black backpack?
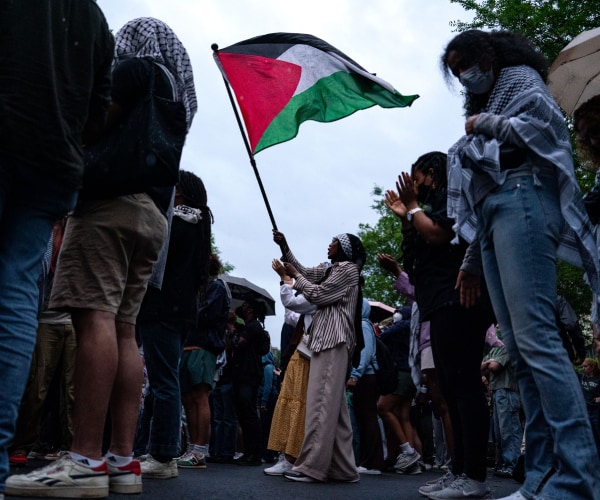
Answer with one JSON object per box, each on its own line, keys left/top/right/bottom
{"left": 374, "top": 337, "right": 398, "bottom": 395}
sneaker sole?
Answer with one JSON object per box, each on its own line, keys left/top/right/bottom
{"left": 110, "top": 482, "right": 143, "bottom": 494}
{"left": 5, "top": 484, "right": 109, "bottom": 498}
{"left": 177, "top": 464, "right": 207, "bottom": 469}
{"left": 141, "top": 471, "right": 178, "bottom": 479}
{"left": 264, "top": 469, "right": 289, "bottom": 476}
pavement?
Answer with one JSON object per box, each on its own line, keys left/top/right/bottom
{"left": 8, "top": 460, "right": 522, "bottom": 499}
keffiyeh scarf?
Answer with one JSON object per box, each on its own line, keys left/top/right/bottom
{"left": 114, "top": 17, "right": 198, "bottom": 129}
{"left": 447, "top": 65, "right": 600, "bottom": 294}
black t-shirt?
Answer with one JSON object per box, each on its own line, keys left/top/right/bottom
{"left": 0, "top": 0, "right": 113, "bottom": 186}
{"left": 111, "top": 57, "right": 177, "bottom": 214}
{"left": 403, "top": 188, "right": 469, "bottom": 320}
{"left": 231, "top": 319, "right": 264, "bottom": 384}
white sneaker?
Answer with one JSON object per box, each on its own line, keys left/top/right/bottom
{"left": 106, "top": 458, "right": 143, "bottom": 494}
{"left": 176, "top": 450, "right": 207, "bottom": 469}
{"left": 394, "top": 451, "right": 421, "bottom": 472}
{"left": 427, "top": 473, "right": 490, "bottom": 499}
{"left": 5, "top": 454, "right": 109, "bottom": 498}
{"left": 140, "top": 455, "right": 178, "bottom": 479}
{"left": 496, "top": 492, "right": 528, "bottom": 500}
{"left": 357, "top": 466, "right": 382, "bottom": 475}
{"left": 264, "top": 454, "right": 293, "bottom": 476}
{"left": 418, "top": 471, "right": 456, "bottom": 495}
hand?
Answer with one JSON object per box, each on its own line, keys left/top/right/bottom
{"left": 346, "top": 378, "right": 357, "bottom": 391}
{"left": 377, "top": 253, "right": 402, "bottom": 277}
{"left": 284, "top": 262, "right": 298, "bottom": 278}
{"left": 455, "top": 270, "right": 481, "bottom": 309}
{"left": 465, "top": 115, "right": 479, "bottom": 135}
{"left": 396, "top": 172, "right": 418, "bottom": 209}
{"left": 273, "top": 230, "right": 288, "bottom": 250}
{"left": 385, "top": 189, "right": 407, "bottom": 219}
{"left": 272, "top": 258, "right": 287, "bottom": 278}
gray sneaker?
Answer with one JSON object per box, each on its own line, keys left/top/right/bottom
{"left": 394, "top": 451, "right": 421, "bottom": 472}
{"left": 140, "top": 455, "right": 178, "bottom": 479}
{"left": 418, "top": 471, "right": 456, "bottom": 496}
{"left": 427, "top": 473, "right": 490, "bottom": 499}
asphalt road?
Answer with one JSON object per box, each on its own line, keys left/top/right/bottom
{"left": 8, "top": 460, "right": 521, "bottom": 499}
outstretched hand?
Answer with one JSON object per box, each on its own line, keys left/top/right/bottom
{"left": 396, "top": 172, "right": 418, "bottom": 208}
{"left": 377, "top": 253, "right": 402, "bottom": 278}
{"left": 455, "top": 270, "right": 481, "bottom": 309}
{"left": 272, "top": 259, "right": 287, "bottom": 278}
{"left": 385, "top": 189, "right": 407, "bottom": 219}
{"left": 284, "top": 262, "right": 298, "bottom": 278}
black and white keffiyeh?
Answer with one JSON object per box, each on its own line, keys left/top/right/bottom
{"left": 447, "top": 65, "right": 600, "bottom": 294}
{"left": 114, "top": 17, "right": 198, "bottom": 129}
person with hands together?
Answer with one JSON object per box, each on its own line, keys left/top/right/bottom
{"left": 386, "top": 151, "right": 495, "bottom": 499}
{"left": 272, "top": 229, "right": 365, "bottom": 484}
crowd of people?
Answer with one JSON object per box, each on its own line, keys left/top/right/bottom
{"left": 1, "top": 2, "right": 600, "bottom": 500}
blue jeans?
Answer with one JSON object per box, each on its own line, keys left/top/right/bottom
{"left": 138, "top": 321, "right": 187, "bottom": 458}
{"left": 209, "top": 382, "right": 238, "bottom": 458}
{"left": 0, "top": 158, "right": 77, "bottom": 490}
{"left": 476, "top": 168, "right": 600, "bottom": 499}
{"left": 492, "top": 389, "right": 523, "bottom": 471}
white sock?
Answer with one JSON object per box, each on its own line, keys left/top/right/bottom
{"left": 105, "top": 450, "right": 132, "bottom": 467}
{"left": 70, "top": 452, "right": 104, "bottom": 468}
{"left": 400, "top": 443, "right": 415, "bottom": 455}
{"left": 191, "top": 444, "right": 206, "bottom": 456}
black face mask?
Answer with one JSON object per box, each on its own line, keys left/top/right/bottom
{"left": 417, "top": 183, "right": 432, "bottom": 203}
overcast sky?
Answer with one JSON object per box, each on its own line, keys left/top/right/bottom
{"left": 98, "top": 0, "right": 472, "bottom": 348}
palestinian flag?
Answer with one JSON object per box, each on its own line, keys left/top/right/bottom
{"left": 213, "top": 33, "right": 419, "bottom": 154}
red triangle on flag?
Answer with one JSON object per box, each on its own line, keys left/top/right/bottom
{"left": 217, "top": 52, "right": 302, "bottom": 152}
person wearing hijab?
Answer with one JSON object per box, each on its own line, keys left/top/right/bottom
{"left": 272, "top": 230, "right": 365, "bottom": 483}
{"left": 5, "top": 17, "right": 196, "bottom": 499}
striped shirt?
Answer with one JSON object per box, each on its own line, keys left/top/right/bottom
{"left": 284, "top": 249, "right": 360, "bottom": 353}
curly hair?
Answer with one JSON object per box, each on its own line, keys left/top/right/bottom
{"left": 441, "top": 30, "right": 548, "bottom": 116}
{"left": 574, "top": 95, "right": 600, "bottom": 167}
{"left": 411, "top": 151, "right": 448, "bottom": 191}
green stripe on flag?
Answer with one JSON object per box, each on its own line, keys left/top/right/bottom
{"left": 255, "top": 71, "right": 418, "bottom": 153}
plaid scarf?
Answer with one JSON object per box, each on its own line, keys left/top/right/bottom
{"left": 447, "top": 65, "right": 600, "bottom": 295}
{"left": 114, "top": 17, "right": 197, "bottom": 129}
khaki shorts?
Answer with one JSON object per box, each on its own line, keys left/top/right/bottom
{"left": 180, "top": 348, "right": 217, "bottom": 392}
{"left": 50, "top": 194, "right": 167, "bottom": 324}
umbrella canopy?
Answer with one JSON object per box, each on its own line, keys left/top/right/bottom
{"left": 219, "top": 274, "right": 276, "bottom": 316}
{"left": 548, "top": 27, "right": 600, "bottom": 116}
{"left": 368, "top": 301, "right": 395, "bottom": 324}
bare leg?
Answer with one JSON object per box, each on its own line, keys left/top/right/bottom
{"left": 70, "top": 310, "right": 118, "bottom": 460}
{"left": 108, "top": 321, "right": 143, "bottom": 457}
{"left": 182, "top": 384, "right": 211, "bottom": 445}
{"left": 378, "top": 394, "right": 407, "bottom": 453}
{"left": 424, "top": 369, "right": 454, "bottom": 462}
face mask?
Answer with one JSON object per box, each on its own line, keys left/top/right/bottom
{"left": 417, "top": 183, "right": 432, "bottom": 203}
{"left": 459, "top": 65, "right": 495, "bottom": 94}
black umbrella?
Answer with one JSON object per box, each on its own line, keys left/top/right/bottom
{"left": 219, "top": 274, "right": 276, "bottom": 316}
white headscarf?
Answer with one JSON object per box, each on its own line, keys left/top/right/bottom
{"left": 114, "top": 17, "right": 198, "bottom": 129}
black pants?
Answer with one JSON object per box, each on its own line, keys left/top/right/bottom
{"left": 233, "top": 380, "right": 261, "bottom": 457}
{"left": 429, "top": 304, "right": 493, "bottom": 482}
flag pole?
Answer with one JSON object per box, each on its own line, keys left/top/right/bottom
{"left": 212, "top": 43, "right": 279, "bottom": 232}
